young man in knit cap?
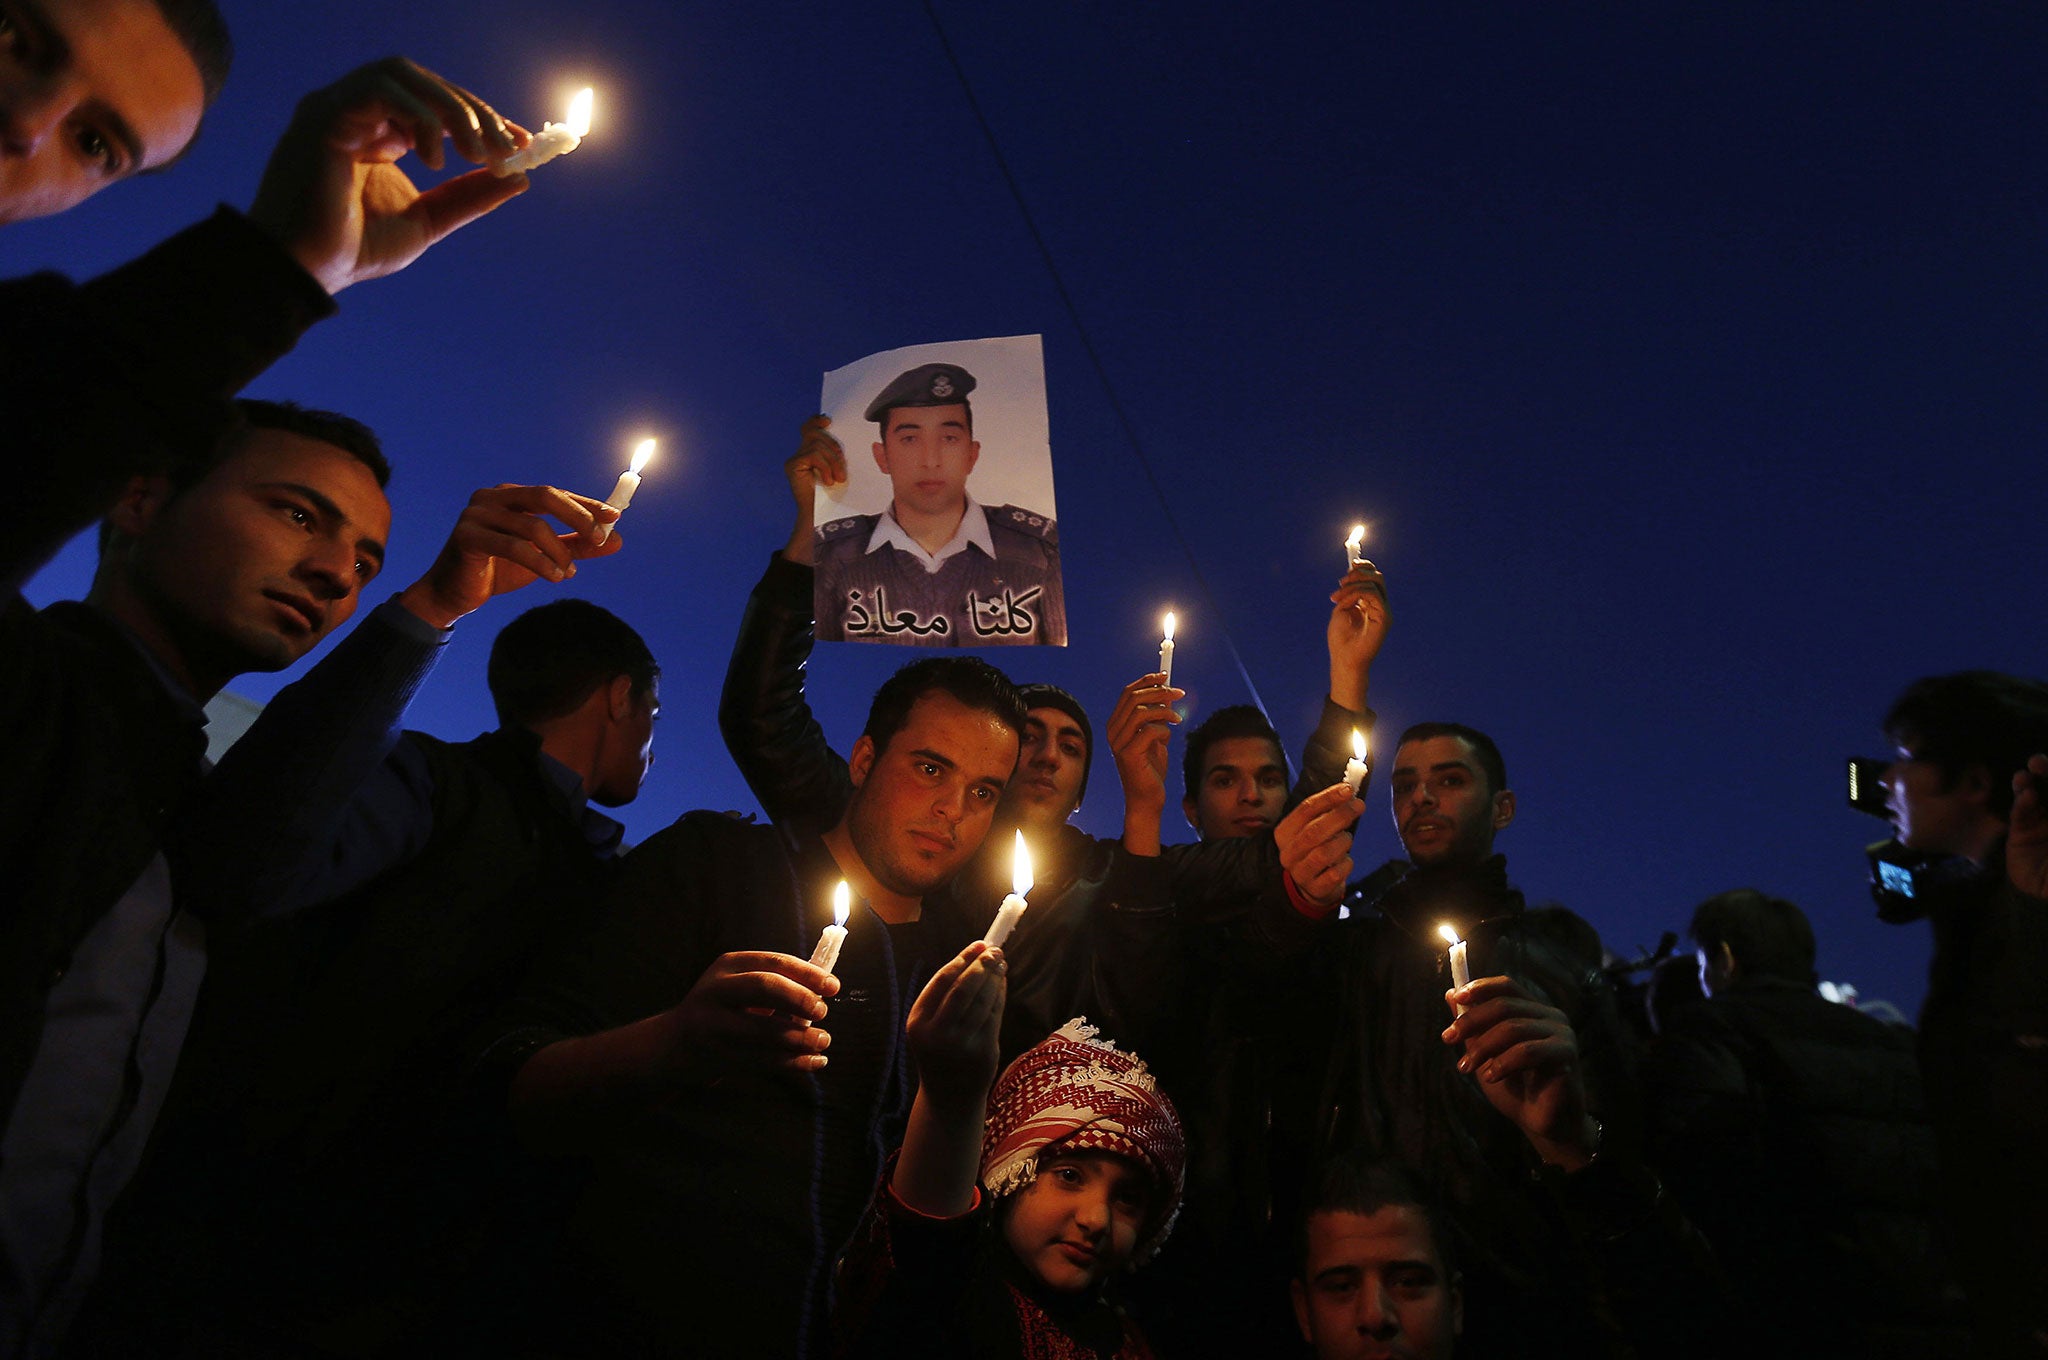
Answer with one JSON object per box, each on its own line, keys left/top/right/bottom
{"left": 834, "top": 930, "right": 1185, "bottom": 1359}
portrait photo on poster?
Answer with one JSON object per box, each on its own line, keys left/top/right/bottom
{"left": 813, "top": 334, "right": 1066, "bottom": 647}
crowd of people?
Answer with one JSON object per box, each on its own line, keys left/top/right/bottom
{"left": 6, "top": 6, "right": 2048, "bottom": 1358}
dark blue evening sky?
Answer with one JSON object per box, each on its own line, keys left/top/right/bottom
{"left": 19, "top": 1, "right": 2048, "bottom": 1013}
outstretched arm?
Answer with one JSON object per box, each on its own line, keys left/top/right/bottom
{"left": 1442, "top": 975, "right": 1599, "bottom": 1170}
{"left": 892, "top": 942, "right": 1008, "bottom": 1216}
{"left": 6, "top": 59, "right": 531, "bottom": 597}
{"left": 1108, "top": 672, "right": 1184, "bottom": 858}
{"left": 511, "top": 947, "right": 836, "bottom": 1149}
{"left": 780, "top": 415, "right": 846, "bottom": 566}
{"left": 1448, "top": 974, "right": 1736, "bottom": 1355}
{"left": 836, "top": 943, "right": 1006, "bottom": 1357}
{"left": 718, "top": 418, "right": 858, "bottom": 829}
{"left": 246, "top": 57, "right": 530, "bottom": 296}
{"left": 1291, "top": 561, "right": 1390, "bottom": 803}
{"left": 178, "top": 485, "right": 622, "bottom": 923}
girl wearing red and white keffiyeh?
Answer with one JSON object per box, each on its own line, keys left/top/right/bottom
{"left": 832, "top": 939, "right": 1185, "bottom": 1360}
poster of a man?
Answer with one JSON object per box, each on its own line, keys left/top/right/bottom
{"left": 814, "top": 335, "right": 1065, "bottom": 647}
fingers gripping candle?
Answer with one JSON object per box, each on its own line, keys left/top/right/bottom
{"left": 1343, "top": 728, "right": 1369, "bottom": 796}
{"left": 594, "top": 439, "right": 654, "bottom": 545}
{"left": 1158, "top": 612, "right": 1176, "bottom": 691}
{"left": 493, "top": 87, "right": 594, "bottom": 176}
{"left": 810, "top": 881, "right": 850, "bottom": 977}
{"left": 982, "top": 831, "right": 1033, "bottom": 948}
{"left": 1439, "top": 923, "right": 1471, "bottom": 1015}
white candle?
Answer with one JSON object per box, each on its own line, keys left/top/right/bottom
{"left": 1439, "top": 923, "right": 1471, "bottom": 1015}
{"left": 1343, "top": 728, "right": 1369, "bottom": 796}
{"left": 493, "top": 87, "right": 594, "bottom": 176}
{"left": 594, "top": 438, "right": 655, "bottom": 544}
{"left": 1345, "top": 523, "right": 1367, "bottom": 569}
{"left": 982, "top": 831, "right": 1034, "bottom": 948}
{"left": 809, "top": 881, "right": 850, "bottom": 977}
{"left": 1157, "top": 612, "right": 1176, "bottom": 691}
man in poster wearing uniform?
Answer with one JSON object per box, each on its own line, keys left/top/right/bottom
{"left": 815, "top": 362, "right": 1066, "bottom": 646}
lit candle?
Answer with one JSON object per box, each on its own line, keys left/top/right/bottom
{"left": 1345, "top": 523, "right": 1367, "bottom": 569}
{"left": 809, "top": 881, "right": 850, "bottom": 977}
{"left": 1439, "top": 923, "right": 1471, "bottom": 1015}
{"left": 594, "top": 438, "right": 654, "bottom": 545}
{"left": 1157, "top": 612, "right": 1177, "bottom": 691}
{"left": 1343, "top": 728, "right": 1369, "bottom": 796}
{"left": 981, "top": 831, "right": 1034, "bottom": 948}
{"left": 493, "top": 87, "right": 594, "bottom": 176}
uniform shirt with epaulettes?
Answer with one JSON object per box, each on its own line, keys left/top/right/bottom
{"left": 814, "top": 498, "right": 1065, "bottom": 646}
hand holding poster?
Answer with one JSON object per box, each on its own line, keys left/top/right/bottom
{"left": 813, "top": 335, "right": 1065, "bottom": 647}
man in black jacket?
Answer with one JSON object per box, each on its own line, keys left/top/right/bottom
{"left": 0, "top": 49, "right": 547, "bottom": 1357}
{"left": 0, "top": 402, "right": 395, "bottom": 1354}
{"left": 1648, "top": 889, "right": 1966, "bottom": 1358}
{"left": 497, "top": 657, "right": 1023, "bottom": 1359}
{"left": 75, "top": 564, "right": 647, "bottom": 1356}
{"left": 1870, "top": 671, "right": 2048, "bottom": 1357}
{"left": 1316, "top": 721, "right": 1727, "bottom": 1359}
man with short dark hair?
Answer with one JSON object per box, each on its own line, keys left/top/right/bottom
{"left": 80, "top": 572, "right": 652, "bottom": 1356}
{"left": 1305, "top": 720, "right": 1727, "bottom": 1358}
{"left": 495, "top": 657, "right": 1026, "bottom": 1358}
{"left": 1689, "top": 887, "right": 1817, "bottom": 993}
{"left": 1147, "top": 564, "right": 1387, "bottom": 1357}
{"left": 0, "top": 44, "right": 537, "bottom": 1355}
{"left": 1868, "top": 670, "right": 2048, "bottom": 1354}
{"left": 1646, "top": 889, "right": 1964, "bottom": 1358}
{"left": 1291, "top": 1158, "right": 1463, "bottom": 1360}
{"left": 1182, "top": 704, "right": 1290, "bottom": 841}
{"left": 0, "top": 401, "right": 396, "bottom": 1354}
{"left": 7, "top": 398, "right": 623, "bottom": 1355}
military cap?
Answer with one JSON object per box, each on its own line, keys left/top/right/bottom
{"left": 864, "top": 363, "right": 978, "bottom": 423}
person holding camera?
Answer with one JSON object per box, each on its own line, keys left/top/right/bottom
{"left": 1865, "top": 671, "right": 2048, "bottom": 1357}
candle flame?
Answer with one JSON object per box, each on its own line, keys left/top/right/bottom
{"left": 1012, "top": 829, "right": 1034, "bottom": 897}
{"left": 566, "top": 87, "right": 595, "bottom": 138}
{"left": 629, "top": 438, "right": 656, "bottom": 474}
{"left": 1162, "top": 611, "right": 1176, "bottom": 642}
{"left": 832, "top": 880, "right": 850, "bottom": 929}
{"left": 1346, "top": 524, "right": 1366, "bottom": 552}
{"left": 1352, "top": 728, "right": 1368, "bottom": 762}
{"left": 1437, "top": 923, "right": 1463, "bottom": 947}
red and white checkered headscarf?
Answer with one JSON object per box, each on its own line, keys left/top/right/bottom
{"left": 980, "top": 1019, "right": 1186, "bottom": 1263}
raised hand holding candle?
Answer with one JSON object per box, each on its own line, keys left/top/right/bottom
{"left": 1157, "top": 612, "right": 1176, "bottom": 690}
{"left": 494, "top": 87, "right": 594, "bottom": 176}
{"left": 1345, "top": 524, "right": 1367, "bottom": 569}
{"left": 982, "top": 831, "right": 1033, "bottom": 948}
{"left": 1343, "top": 728, "right": 1369, "bottom": 795}
{"left": 809, "top": 881, "right": 850, "bottom": 977}
{"left": 1439, "top": 923, "right": 1471, "bottom": 1014}
{"left": 594, "top": 439, "right": 654, "bottom": 545}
